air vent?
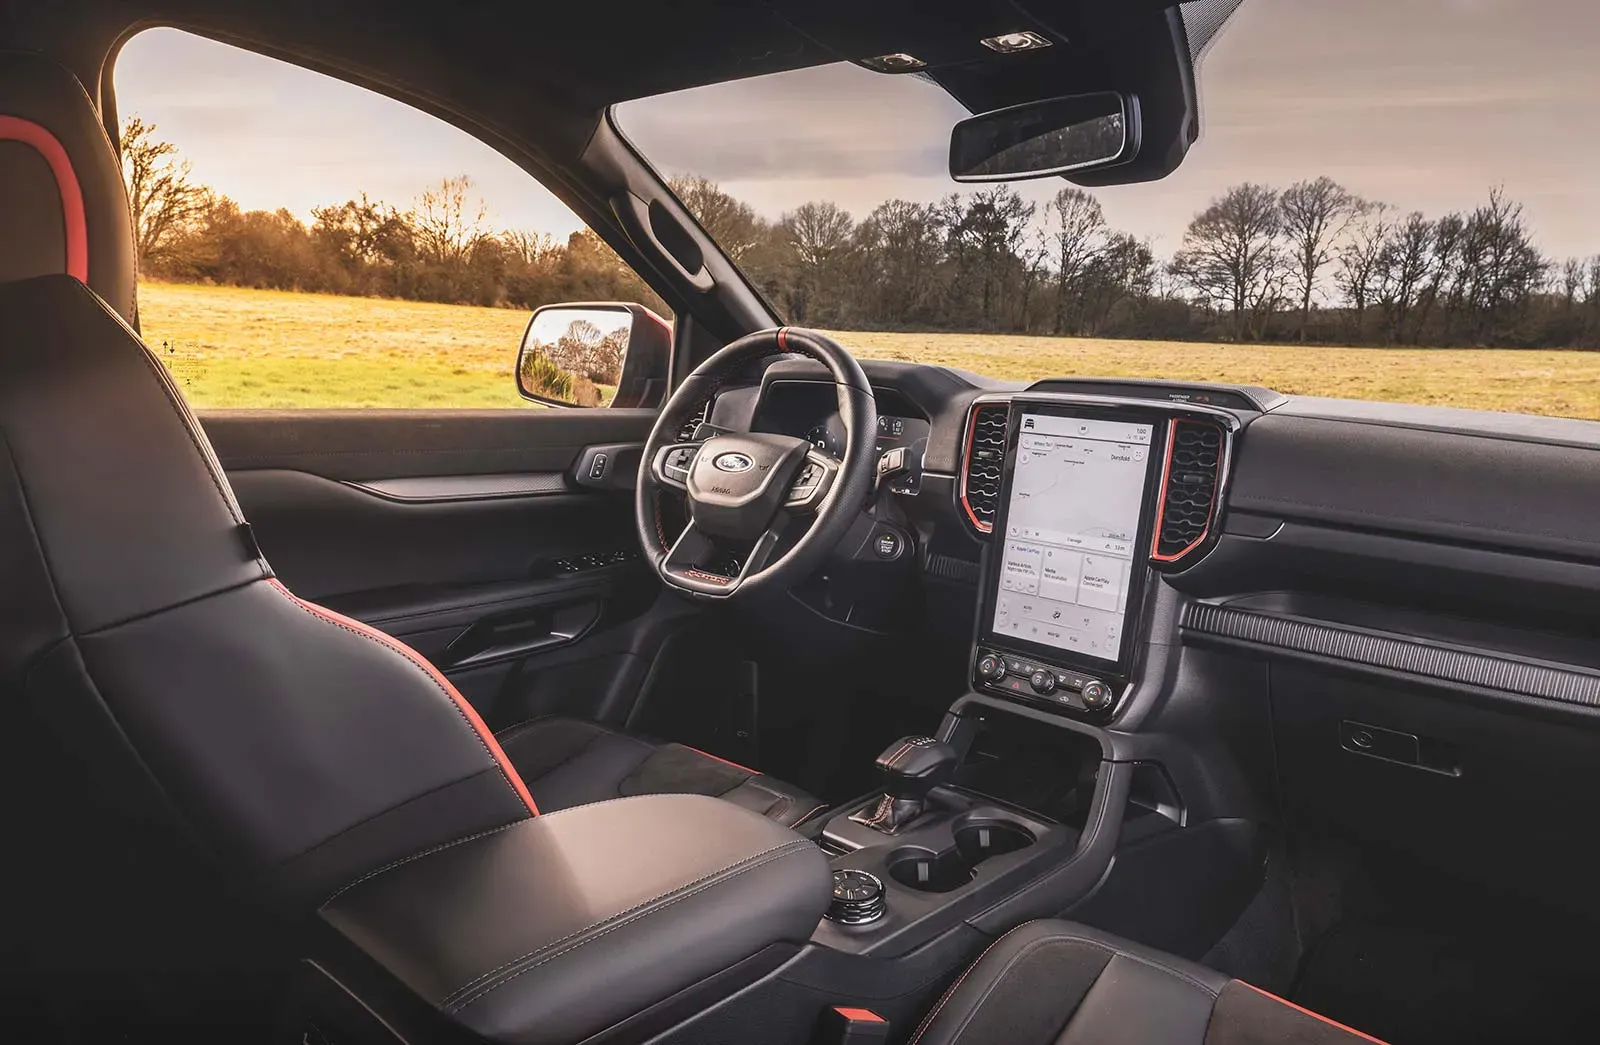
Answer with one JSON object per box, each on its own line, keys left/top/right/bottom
{"left": 1153, "top": 420, "right": 1224, "bottom": 562}
{"left": 960, "top": 402, "right": 1010, "bottom": 533}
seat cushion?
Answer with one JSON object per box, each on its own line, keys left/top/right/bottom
{"left": 496, "top": 716, "right": 826, "bottom": 829}
{"left": 910, "top": 920, "right": 1386, "bottom": 1045}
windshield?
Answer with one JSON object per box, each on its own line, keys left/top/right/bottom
{"left": 614, "top": 0, "right": 1600, "bottom": 421}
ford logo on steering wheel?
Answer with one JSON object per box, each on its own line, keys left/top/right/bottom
{"left": 712, "top": 452, "right": 755, "bottom": 473}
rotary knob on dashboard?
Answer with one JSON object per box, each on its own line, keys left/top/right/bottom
{"left": 1082, "top": 680, "right": 1115, "bottom": 711}
{"left": 975, "top": 651, "right": 1007, "bottom": 683}
{"left": 1028, "top": 669, "right": 1057, "bottom": 696}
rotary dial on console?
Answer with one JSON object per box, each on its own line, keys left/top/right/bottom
{"left": 827, "top": 869, "right": 886, "bottom": 925}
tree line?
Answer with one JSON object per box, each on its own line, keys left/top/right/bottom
{"left": 121, "top": 117, "right": 668, "bottom": 317}
{"left": 124, "top": 117, "right": 1600, "bottom": 349}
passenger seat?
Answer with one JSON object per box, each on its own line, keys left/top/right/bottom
{"left": 910, "top": 921, "right": 1383, "bottom": 1045}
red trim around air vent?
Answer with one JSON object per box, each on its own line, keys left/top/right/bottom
{"left": 0, "top": 116, "right": 89, "bottom": 283}
{"left": 958, "top": 404, "right": 992, "bottom": 533}
{"left": 1150, "top": 418, "right": 1222, "bottom": 563}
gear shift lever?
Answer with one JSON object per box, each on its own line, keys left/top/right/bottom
{"left": 851, "top": 735, "right": 958, "bottom": 833}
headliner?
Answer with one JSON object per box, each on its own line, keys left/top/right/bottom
{"left": 12, "top": 0, "right": 1187, "bottom": 157}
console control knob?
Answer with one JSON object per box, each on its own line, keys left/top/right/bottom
{"left": 976, "top": 652, "right": 1007, "bottom": 683}
{"left": 1029, "top": 669, "right": 1057, "bottom": 696}
{"left": 827, "top": 869, "right": 886, "bottom": 925}
{"left": 1082, "top": 680, "right": 1115, "bottom": 710}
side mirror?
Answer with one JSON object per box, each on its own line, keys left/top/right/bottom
{"left": 949, "top": 92, "right": 1141, "bottom": 182}
{"left": 516, "top": 302, "right": 672, "bottom": 408}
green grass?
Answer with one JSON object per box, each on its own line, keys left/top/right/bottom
{"left": 138, "top": 281, "right": 1600, "bottom": 419}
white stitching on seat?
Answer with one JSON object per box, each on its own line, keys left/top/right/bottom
{"left": 441, "top": 838, "right": 814, "bottom": 1012}
{"left": 932, "top": 936, "right": 1070, "bottom": 1045}
{"left": 907, "top": 924, "right": 1032, "bottom": 1045}
{"left": 319, "top": 820, "right": 524, "bottom": 908}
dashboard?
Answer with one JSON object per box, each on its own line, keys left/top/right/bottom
{"left": 714, "top": 349, "right": 1600, "bottom": 925}
{"left": 722, "top": 353, "right": 1600, "bottom": 734}
{"left": 751, "top": 379, "right": 931, "bottom": 495}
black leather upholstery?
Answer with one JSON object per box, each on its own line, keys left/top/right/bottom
{"left": 909, "top": 921, "right": 1385, "bottom": 1045}
{"left": 321, "top": 793, "right": 830, "bottom": 1045}
{"left": 498, "top": 715, "right": 826, "bottom": 828}
{"left": 0, "top": 274, "right": 538, "bottom": 910}
{"left": 0, "top": 53, "right": 137, "bottom": 323}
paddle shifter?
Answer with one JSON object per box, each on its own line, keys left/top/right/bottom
{"left": 850, "top": 735, "right": 958, "bottom": 834}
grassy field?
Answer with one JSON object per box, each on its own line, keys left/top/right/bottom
{"left": 138, "top": 281, "right": 1600, "bottom": 419}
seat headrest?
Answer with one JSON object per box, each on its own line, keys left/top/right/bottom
{"left": 0, "top": 52, "right": 137, "bottom": 324}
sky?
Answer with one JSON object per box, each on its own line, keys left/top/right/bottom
{"left": 116, "top": 0, "right": 1600, "bottom": 260}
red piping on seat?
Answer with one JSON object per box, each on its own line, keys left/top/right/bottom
{"left": 267, "top": 579, "right": 539, "bottom": 816}
{"left": 1238, "top": 982, "right": 1389, "bottom": 1044}
{"left": 686, "top": 744, "right": 757, "bottom": 776}
{"left": 0, "top": 115, "right": 89, "bottom": 282}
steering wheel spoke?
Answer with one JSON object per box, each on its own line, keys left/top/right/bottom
{"left": 659, "top": 519, "right": 789, "bottom": 597}
{"left": 784, "top": 449, "right": 840, "bottom": 512}
{"left": 651, "top": 441, "right": 704, "bottom": 491}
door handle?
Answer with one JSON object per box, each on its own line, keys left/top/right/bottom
{"left": 441, "top": 601, "right": 600, "bottom": 671}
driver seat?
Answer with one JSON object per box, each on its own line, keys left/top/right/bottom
{"left": 0, "top": 50, "right": 818, "bottom": 1034}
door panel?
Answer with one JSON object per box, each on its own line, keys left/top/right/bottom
{"left": 201, "top": 409, "right": 671, "bottom": 731}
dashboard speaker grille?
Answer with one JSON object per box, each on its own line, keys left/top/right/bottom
{"left": 1154, "top": 420, "right": 1224, "bottom": 561}
{"left": 961, "top": 403, "right": 1010, "bottom": 532}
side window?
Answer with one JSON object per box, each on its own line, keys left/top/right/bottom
{"left": 113, "top": 28, "right": 670, "bottom": 409}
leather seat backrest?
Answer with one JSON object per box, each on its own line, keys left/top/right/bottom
{"left": 0, "top": 274, "right": 537, "bottom": 906}
{"left": 0, "top": 52, "right": 137, "bottom": 324}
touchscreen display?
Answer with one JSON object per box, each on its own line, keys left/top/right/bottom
{"left": 990, "top": 413, "right": 1155, "bottom": 665}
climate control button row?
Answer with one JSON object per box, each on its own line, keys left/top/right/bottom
{"left": 972, "top": 648, "right": 1117, "bottom": 714}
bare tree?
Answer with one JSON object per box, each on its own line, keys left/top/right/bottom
{"left": 781, "top": 201, "right": 854, "bottom": 322}
{"left": 413, "top": 175, "right": 487, "bottom": 265}
{"left": 1334, "top": 202, "right": 1392, "bottom": 338}
{"left": 1374, "top": 212, "right": 1433, "bottom": 343}
{"left": 668, "top": 175, "right": 767, "bottom": 261}
{"left": 852, "top": 200, "right": 946, "bottom": 324}
{"left": 501, "top": 229, "right": 557, "bottom": 267}
{"left": 119, "top": 115, "right": 208, "bottom": 271}
{"left": 945, "top": 188, "right": 1036, "bottom": 329}
{"left": 1279, "top": 176, "right": 1358, "bottom": 340}
{"left": 1045, "top": 187, "right": 1108, "bottom": 335}
{"left": 1170, "top": 183, "right": 1285, "bottom": 340}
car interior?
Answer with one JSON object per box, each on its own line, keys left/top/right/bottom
{"left": 4, "top": 1, "right": 1600, "bottom": 1043}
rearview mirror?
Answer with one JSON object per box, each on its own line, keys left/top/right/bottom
{"left": 949, "top": 92, "right": 1140, "bottom": 182}
{"left": 516, "top": 303, "right": 671, "bottom": 408}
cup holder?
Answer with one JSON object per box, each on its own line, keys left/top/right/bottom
{"left": 887, "top": 847, "right": 975, "bottom": 893}
{"left": 954, "top": 820, "right": 1036, "bottom": 866}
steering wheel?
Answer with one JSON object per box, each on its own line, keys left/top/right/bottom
{"left": 635, "top": 327, "right": 877, "bottom": 600}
